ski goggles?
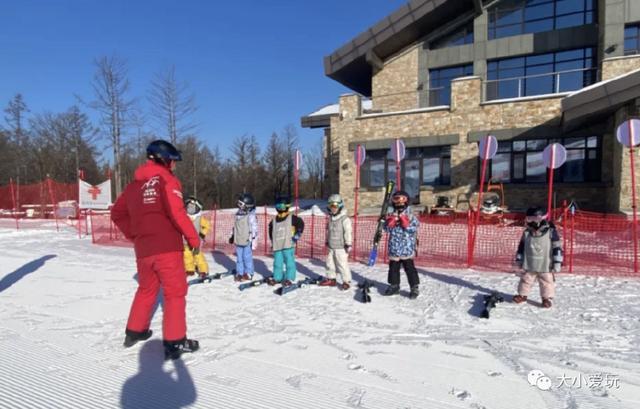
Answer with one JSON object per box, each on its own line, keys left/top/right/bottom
{"left": 275, "top": 202, "right": 289, "bottom": 212}
{"left": 391, "top": 195, "right": 408, "bottom": 205}
{"left": 237, "top": 200, "right": 247, "bottom": 209}
{"left": 327, "top": 201, "right": 341, "bottom": 209}
{"left": 525, "top": 214, "right": 546, "bottom": 224}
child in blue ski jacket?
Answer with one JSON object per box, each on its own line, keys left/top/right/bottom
{"left": 383, "top": 190, "right": 420, "bottom": 299}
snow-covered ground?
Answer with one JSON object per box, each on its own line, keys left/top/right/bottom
{"left": 1, "top": 225, "right": 639, "bottom": 409}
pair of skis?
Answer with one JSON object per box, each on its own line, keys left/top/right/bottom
{"left": 190, "top": 270, "right": 235, "bottom": 284}
{"left": 238, "top": 276, "right": 319, "bottom": 294}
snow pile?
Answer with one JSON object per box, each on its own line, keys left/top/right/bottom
{"left": 1, "top": 226, "right": 639, "bottom": 408}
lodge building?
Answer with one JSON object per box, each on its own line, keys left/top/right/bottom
{"left": 301, "top": 0, "right": 640, "bottom": 214}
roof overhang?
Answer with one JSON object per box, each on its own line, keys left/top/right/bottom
{"left": 562, "top": 68, "right": 640, "bottom": 131}
{"left": 323, "top": 0, "right": 475, "bottom": 96}
{"left": 300, "top": 100, "right": 373, "bottom": 129}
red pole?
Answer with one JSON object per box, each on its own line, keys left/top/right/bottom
{"left": 212, "top": 204, "right": 217, "bottom": 251}
{"left": 546, "top": 145, "right": 556, "bottom": 221}
{"left": 469, "top": 141, "right": 491, "bottom": 267}
{"left": 310, "top": 212, "right": 315, "bottom": 259}
{"left": 395, "top": 139, "right": 402, "bottom": 190}
{"left": 46, "top": 177, "right": 60, "bottom": 232}
{"left": 9, "top": 178, "right": 19, "bottom": 230}
{"left": 569, "top": 208, "right": 575, "bottom": 273}
{"left": 294, "top": 151, "right": 300, "bottom": 215}
{"left": 627, "top": 119, "right": 639, "bottom": 273}
{"left": 353, "top": 145, "right": 361, "bottom": 262}
{"left": 263, "top": 205, "right": 268, "bottom": 255}
{"left": 562, "top": 200, "right": 567, "bottom": 256}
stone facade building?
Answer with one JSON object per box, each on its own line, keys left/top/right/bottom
{"left": 302, "top": 0, "right": 640, "bottom": 214}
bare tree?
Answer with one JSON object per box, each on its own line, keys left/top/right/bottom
{"left": 303, "top": 139, "right": 325, "bottom": 199}
{"left": 3, "top": 93, "right": 29, "bottom": 146}
{"left": 282, "top": 124, "right": 299, "bottom": 198}
{"left": 88, "top": 55, "right": 135, "bottom": 196}
{"left": 263, "top": 131, "right": 287, "bottom": 201}
{"left": 148, "top": 65, "right": 197, "bottom": 144}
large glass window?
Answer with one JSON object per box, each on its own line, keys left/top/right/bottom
{"left": 486, "top": 48, "right": 596, "bottom": 100}
{"left": 430, "top": 22, "right": 474, "bottom": 49}
{"left": 480, "top": 136, "right": 600, "bottom": 183}
{"left": 362, "top": 146, "right": 452, "bottom": 201}
{"left": 488, "top": 0, "right": 596, "bottom": 40}
{"left": 429, "top": 64, "right": 474, "bottom": 106}
{"left": 625, "top": 24, "right": 640, "bottom": 55}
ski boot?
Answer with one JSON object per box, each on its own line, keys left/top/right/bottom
{"left": 185, "top": 270, "right": 195, "bottom": 276}
{"left": 282, "top": 279, "right": 293, "bottom": 287}
{"left": 266, "top": 277, "right": 278, "bottom": 286}
{"left": 384, "top": 284, "right": 400, "bottom": 296}
{"left": 123, "top": 329, "right": 153, "bottom": 348}
{"left": 234, "top": 274, "right": 242, "bottom": 282}
{"left": 340, "top": 282, "right": 351, "bottom": 291}
{"left": 542, "top": 298, "right": 552, "bottom": 308}
{"left": 241, "top": 273, "right": 251, "bottom": 281}
{"left": 163, "top": 338, "right": 200, "bottom": 360}
{"left": 409, "top": 285, "right": 419, "bottom": 299}
{"left": 319, "top": 278, "right": 337, "bottom": 287}
{"left": 512, "top": 294, "right": 528, "bottom": 304}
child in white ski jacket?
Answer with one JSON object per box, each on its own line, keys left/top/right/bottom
{"left": 319, "top": 194, "right": 353, "bottom": 290}
{"left": 230, "top": 193, "right": 258, "bottom": 282}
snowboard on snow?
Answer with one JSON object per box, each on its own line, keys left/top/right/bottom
{"left": 275, "top": 277, "right": 320, "bottom": 296}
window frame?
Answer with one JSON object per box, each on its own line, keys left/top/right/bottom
{"left": 361, "top": 146, "right": 452, "bottom": 192}
{"left": 478, "top": 136, "right": 601, "bottom": 184}
{"left": 428, "top": 64, "right": 474, "bottom": 106}
{"left": 625, "top": 24, "right": 640, "bottom": 56}
{"left": 488, "top": 0, "right": 596, "bottom": 40}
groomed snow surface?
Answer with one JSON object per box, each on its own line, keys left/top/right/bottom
{"left": 1, "top": 223, "right": 639, "bottom": 409}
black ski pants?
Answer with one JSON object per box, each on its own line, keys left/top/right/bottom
{"left": 388, "top": 258, "right": 419, "bottom": 287}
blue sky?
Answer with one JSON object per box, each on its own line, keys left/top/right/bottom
{"left": 0, "top": 0, "right": 407, "bottom": 157}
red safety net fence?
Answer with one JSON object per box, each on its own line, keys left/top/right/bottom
{"left": 0, "top": 178, "right": 85, "bottom": 232}
{"left": 89, "top": 204, "right": 640, "bottom": 277}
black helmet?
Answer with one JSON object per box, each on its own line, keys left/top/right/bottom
{"left": 185, "top": 196, "right": 203, "bottom": 215}
{"left": 274, "top": 196, "right": 291, "bottom": 213}
{"left": 391, "top": 190, "right": 410, "bottom": 211}
{"left": 147, "top": 140, "right": 182, "bottom": 166}
{"left": 525, "top": 206, "right": 547, "bottom": 229}
{"left": 237, "top": 193, "right": 256, "bottom": 211}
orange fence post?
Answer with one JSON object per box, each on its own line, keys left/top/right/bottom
{"left": 9, "top": 178, "right": 20, "bottom": 230}
{"left": 46, "top": 177, "right": 59, "bottom": 232}
{"left": 212, "top": 204, "right": 217, "bottom": 251}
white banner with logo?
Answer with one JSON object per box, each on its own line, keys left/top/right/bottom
{"left": 79, "top": 179, "right": 112, "bottom": 209}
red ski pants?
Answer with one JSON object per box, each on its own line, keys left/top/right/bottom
{"left": 126, "top": 251, "right": 188, "bottom": 342}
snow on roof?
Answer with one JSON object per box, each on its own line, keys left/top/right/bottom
{"left": 306, "top": 99, "right": 372, "bottom": 117}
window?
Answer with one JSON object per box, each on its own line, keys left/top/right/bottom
{"left": 486, "top": 48, "right": 596, "bottom": 100}
{"left": 479, "top": 136, "right": 600, "bottom": 183}
{"left": 488, "top": 0, "right": 596, "bottom": 40}
{"left": 429, "top": 64, "right": 474, "bottom": 106}
{"left": 362, "top": 146, "right": 452, "bottom": 201}
{"left": 625, "top": 24, "right": 640, "bottom": 55}
{"left": 430, "top": 22, "right": 474, "bottom": 49}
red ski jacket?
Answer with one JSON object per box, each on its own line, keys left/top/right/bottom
{"left": 111, "top": 160, "right": 200, "bottom": 258}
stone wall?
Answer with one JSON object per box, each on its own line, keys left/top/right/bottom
{"left": 602, "top": 55, "right": 640, "bottom": 80}
{"left": 329, "top": 76, "right": 618, "bottom": 215}
{"left": 371, "top": 47, "right": 419, "bottom": 112}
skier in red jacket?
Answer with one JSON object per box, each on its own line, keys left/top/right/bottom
{"left": 111, "top": 140, "right": 201, "bottom": 360}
